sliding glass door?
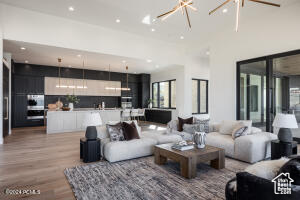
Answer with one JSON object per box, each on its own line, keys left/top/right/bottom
{"left": 238, "top": 60, "right": 267, "bottom": 131}
{"left": 237, "top": 50, "right": 300, "bottom": 140}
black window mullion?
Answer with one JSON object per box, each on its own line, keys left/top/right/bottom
{"left": 157, "top": 82, "right": 160, "bottom": 108}
{"left": 198, "top": 80, "right": 201, "bottom": 114}
{"left": 169, "top": 80, "right": 171, "bottom": 109}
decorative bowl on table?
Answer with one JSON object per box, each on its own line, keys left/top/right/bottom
{"left": 62, "top": 107, "right": 71, "bottom": 111}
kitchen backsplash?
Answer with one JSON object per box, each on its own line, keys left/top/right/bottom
{"left": 45, "top": 95, "right": 121, "bottom": 108}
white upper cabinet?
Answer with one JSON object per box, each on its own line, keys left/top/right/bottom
{"left": 44, "top": 77, "right": 121, "bottom": 96}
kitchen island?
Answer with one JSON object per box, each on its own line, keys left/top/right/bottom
{"left": 47, "top": 109, "right": 121, "bottom": 134}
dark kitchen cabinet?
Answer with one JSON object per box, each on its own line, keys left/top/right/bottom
{"left": 145, "top": 109, "right": 172, "bottom": 124}
{"left": 13, "top": 75, "right": 44, "bottom": 95}
{"left": 12, "top": 94, "right": 44, "bottom": 128}
{"left": 13, "top": 95, "right": 27, "bottom": 127}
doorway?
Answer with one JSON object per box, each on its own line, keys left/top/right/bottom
{"left": 237, "top": 50, "right": 300, "bottom": 141}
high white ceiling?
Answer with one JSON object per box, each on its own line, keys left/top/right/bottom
{"left": 4, "top": 40, "right": 171, "bottom": 74}
{"left": 0, "top": 0, "right": 296, "bottom": 45}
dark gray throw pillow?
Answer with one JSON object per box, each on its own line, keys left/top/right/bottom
{"left": 106, "top": 123, "right": 125, "bottom": 142}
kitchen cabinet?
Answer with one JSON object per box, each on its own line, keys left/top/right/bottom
{"left": 13, "top": 75, "right": 44, "bottom": 94}
{"left": 13, "top": 95, "right": 27, "bottom": 127}
{"left": 47, "top": 110, "right": 121, "bottom": 134}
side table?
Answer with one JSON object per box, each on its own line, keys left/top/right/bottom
{"left": 271, "top": 139, "right": 298, "bottom": 160}
{"left": 80, "top": 138, "right": 101, "bottom": 163}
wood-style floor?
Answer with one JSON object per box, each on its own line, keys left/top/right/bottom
{"left": 0, "top": 122, "right": 166, "bottom": 200}
{"left": 0, "top": 126, "right": 85, "bottom": 200}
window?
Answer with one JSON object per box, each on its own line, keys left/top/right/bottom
{"left": 152, "top": 80, "right": 176, "bottom": 109}
{"left": 152, "top": 83, "right": 158, "bottom": 107}
{"left": 192, "top": 79, "right": 208, "bottom": 114}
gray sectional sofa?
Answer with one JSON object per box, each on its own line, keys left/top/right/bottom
{"left": 97, "top": 121, "right": 182, "bottom": 162}
{"left": 167, "top": 119, "right": 277, "bottom": 163}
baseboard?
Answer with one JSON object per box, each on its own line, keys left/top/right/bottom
{"left": 0, "top": 137, "right": 3, "bottom": 144}
{"left": 293, "top": 137, "right": 300, "bottom": 143}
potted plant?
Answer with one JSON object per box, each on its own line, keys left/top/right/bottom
{"left": 66, "top": 94, "right": 80, "bottom": 111}
{"left": 147, "top": 99, "right": 153, "bottom": 108}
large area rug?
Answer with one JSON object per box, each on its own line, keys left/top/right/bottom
{"left": 64, "top": 156, "right": 249, "bottom": 200}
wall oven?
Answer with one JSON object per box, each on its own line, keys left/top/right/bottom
{"left": 27, "top": 95, "right": 44, "bottom": 119}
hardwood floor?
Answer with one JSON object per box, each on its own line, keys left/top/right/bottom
{"left": 0, "top": 122, "right": 167, "bottom": 200}
{"left": 0, "top": 127, "right": 85, "bottom": 200}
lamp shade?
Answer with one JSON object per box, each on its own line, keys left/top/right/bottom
{"left": 83, "top": 112, "right": 102, "bottom": 127}
{"left": 272, "top": 113, "right": 298, "bottom": 129}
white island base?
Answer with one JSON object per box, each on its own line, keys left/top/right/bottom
{"left": 47, "top": 109, "right": 121, "bottom": 134}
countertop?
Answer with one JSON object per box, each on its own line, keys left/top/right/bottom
{"left": 145, "top": 108, "right": 176, "bottom": 111}
{"left": 47, "top": 108, "right": 122, "bottom": 113}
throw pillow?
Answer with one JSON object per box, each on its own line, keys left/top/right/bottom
{"left": 244, "top": 157, "right": 290, "bottom": 180}
{"left": 250, "top": 127, "right": 262, "bottom": 135}
{"left": 108, "top": 120, "right": 141, "bottom": 137}
{"left": 231, "top": 123, "right": 248, "bottom": 139}
{"left": 278, "top": 156, "right": 300, "bottom": 185}
{"left": 167, "top": 120, "right": 179, "bottom": 132}
{"left": 194, "top": 118, "right": 210, "bottom": 133}
{"left": 96, "top": 125, "right": 110, "bottom": 139}
{"left": 106, "top": 123, "right": 125, "bottom": 142}
{"left": 183, "top": 124, "right": 200, "bottom": 134}
{"left": 238, "top": 120, "right": 252, "bottom": 135}
{"left": 122, "top": 122, "right": 140, "bottom": 141}
{"left": 219, "top": 120, "right": 240, "bottom": 135}
{"left": 178, "top": 117, "right": 193, "bottom": 132}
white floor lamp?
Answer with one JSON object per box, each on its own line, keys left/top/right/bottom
{"left": 83, "top": 112, "right": 102, "bottom": 140}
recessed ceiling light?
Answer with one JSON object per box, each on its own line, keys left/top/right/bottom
{"left": 25, "top": 60, "right": 29, "bottom": 63}
{"left": 116, "top": 19, "right": 121, "bottom": 23}
{"left": 20, "top": 47, "right": 26, "bottom": 50}
{"left": 155, "top": 65, "right": 159, "bottom": 68}
{"left": 151, "top": 28, "right": 156, "bottom": 32}
{"left": 77, "top": 54, "right": 81, "bottom": 57}
{"left": 122, "top": 60, "right": 126, "bottom": 63}
{"left": 68, "top": 6, "right": 75, "bottom": 11}
{"left": 142, "top": 15, "right": 151, "bottom": 25}
{"left": 180, "top": 36, "right": 184, "bottom": 40}
{"left": 146, "top": 59, "right": 152, "bottom": 63}
{"left": 222, "top": 8, "right": 228, "bottom": 13}
{"left": 152, "top": 19, "right": 156, "bottom": 22}
{"left": 206, "top": 51, "right": 210, "bottom": 55}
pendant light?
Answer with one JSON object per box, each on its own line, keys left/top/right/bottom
{"left": 105, "top": 64, "right": 116, "bottom": 90}
{"left": 105, "top": 65, "right": 131, "bottom": 91}
{"left": 124, "top": 66, "right": 130, "bottom": 91}
{"left": 56, "top": 58, "right": 67, "bottom": 88}
{"left": 77, "top": 59, "right": 87, "bottom": 89}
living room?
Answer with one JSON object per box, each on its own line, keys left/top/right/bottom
{"left": 0, "top": 0, "right": 300, "bottom": 200}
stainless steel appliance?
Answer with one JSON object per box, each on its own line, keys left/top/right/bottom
{"left": 27, "top": 95, "right": 44, "bottom": 119}
{"left": 121, "top": 97, "right": 132, "bottom": 109}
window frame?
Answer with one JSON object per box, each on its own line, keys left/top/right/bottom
{"left": 192, "top": 79, "right": 209, "bottom": 114}
{"left": 152, "top": 79, "right": 176, "bottom": 109}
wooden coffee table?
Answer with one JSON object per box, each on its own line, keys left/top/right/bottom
{"left": 154, "top": 143, "right": 225, "bottom": 179}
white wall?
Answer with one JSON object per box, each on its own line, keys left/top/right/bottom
{"left": 208, "top": 2, "right": 300, "bottom": 122}
{"left": 150, "top": 56, "right": 209, "bottom": 118}
{"left": 0, "top": 3, "right": 185, "bottom": 67}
